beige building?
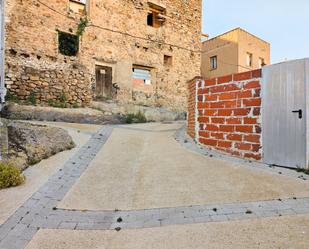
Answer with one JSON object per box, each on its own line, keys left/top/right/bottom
{"left": 5, "top": 0, "right": 202, "bottom": 112}
{"left": 201, "top": 28, "right": 270, "bottom": 79}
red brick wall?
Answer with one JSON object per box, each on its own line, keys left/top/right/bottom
{"left": 188, "top": 70, "right": 262, "bottom": 160}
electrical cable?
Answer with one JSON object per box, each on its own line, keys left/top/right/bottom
{"left": 35, "top": 0, "right": 201, "bottom": 53}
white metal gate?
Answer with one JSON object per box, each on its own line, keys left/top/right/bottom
{"left": 262, "top": 59, "right": 308, "bottom": 169}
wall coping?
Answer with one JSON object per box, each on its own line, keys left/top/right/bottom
{"left": 189, "top": 69, "right": 262, "bottom": 85}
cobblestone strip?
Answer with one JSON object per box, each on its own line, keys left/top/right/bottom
{"left": 45, "top": 197, "right": 309, "bottom": 231}
{"left": 0, "top": 126, "right": 113, "bottom": 249}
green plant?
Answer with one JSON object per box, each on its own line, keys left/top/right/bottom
{"left": 76, "top": 17, "right": 88, "bottom": 37}
{"left": 0, "top": 162, "right": 25, "bottom": 189}
{"left": 296, "top": 168, "right": 309, "bottom": 175}
{"left": 47, "top": 93, "right": 68, "bottom": 108}
{"left": 72, "top": 102, "right": 79, "bottom": 108}
{"left": 59, "top": 92, "right": 67, "bottom": 103}
{"left": 26, "top": 91, "right": 37, "bottom": 105}
{"left": 125, "top": 111, "right": 147, "bottom": 124}
{"left": 5, "top": 91, "right": 20, "bottom": 103}
{"left": 48, "top": 99, "right": 68, "bottom": 109}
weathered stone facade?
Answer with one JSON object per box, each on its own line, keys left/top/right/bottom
{"left": 5, "top": 0, "right": 202, "bottom": 111}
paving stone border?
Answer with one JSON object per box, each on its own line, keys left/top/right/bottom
{"left": 0, "top": 126, "right": 113, "bottom": 249}
{"left": 1, "top": 123, "right": 309, "bottom": 249}
{"left": 47, "top": 196, "right": 309, "bottom": 231}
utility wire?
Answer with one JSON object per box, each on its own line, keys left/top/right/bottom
{"left": 217, "top": 58, "right": 253, "bottom": 71}
{"left": 35, "top": 0, "right": 201, "bottom": 53}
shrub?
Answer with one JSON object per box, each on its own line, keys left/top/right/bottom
{"left": 296, "top": 168, "right": 309, "bottom": 175}
{"left": 0, "top": 162, "right": 25, "bottom": 189}
{"left": 72, "top": 102, "right": 79, "bottom": 108}
{"left": 47, "top": 95, "right": 68, "bottom": 109}
{"left": 5, "top": 91, "right": 20, "bottom": 103}
{"left": 26, "top": 91, "right": 37, "bottom": 105}
{"left": 125, "top": 111, "right": 147, "bottom": 124}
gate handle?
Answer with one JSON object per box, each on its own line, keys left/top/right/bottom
{"left": 292, "top": 109, "right": 303, "bottom": 119}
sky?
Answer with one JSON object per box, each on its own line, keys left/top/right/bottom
{"left": 202, "top": 0, "right": 309, "bottom": 64}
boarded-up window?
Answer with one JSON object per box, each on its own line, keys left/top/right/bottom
{"left": 133, "top": 67, "right": 152, "bottom": 85}
{"left": 69, "top": 0, "right": 86, "bottom": 14}
{"left": 58, "top": 31, "right": 79, "bottom": 56}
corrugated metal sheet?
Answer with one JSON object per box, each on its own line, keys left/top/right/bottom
{"left": 262, "top": 59, "right": 308, "bottom": 169}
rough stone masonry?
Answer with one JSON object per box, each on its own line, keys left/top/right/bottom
{"left": 4, "top": 0, "right": 201, "bottom": 111}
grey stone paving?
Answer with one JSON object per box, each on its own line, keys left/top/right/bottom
{"left": 1, "top": 123, "right": 309, "bottom": 249}
{"left": 0, "top": 126, "right": 113, "bottom": 249}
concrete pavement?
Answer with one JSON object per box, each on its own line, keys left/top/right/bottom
{"left": 1, "top": 122, "right": 309, "bottom": 249}
{"left": 25, "top": 214, "right": 309, "bottom": 249}
{"left": 59, "top": 122, "right": 309, "bottom": 211}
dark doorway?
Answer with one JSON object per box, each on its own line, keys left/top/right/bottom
{"left": 95, "top": 65, "right": 113, "bottom": 99}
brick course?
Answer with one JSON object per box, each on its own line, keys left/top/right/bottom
{"left": 188, "top": 70, "right": 262, "bottom": 160}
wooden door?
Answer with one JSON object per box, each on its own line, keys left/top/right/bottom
{"left": 95, "top": 65, "right": 113, "bottom": 98}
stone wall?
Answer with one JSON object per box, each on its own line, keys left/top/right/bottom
{"left": 6, "top": 56, "right": 92, "bottom": 105}
{"left": 5, "top": 0, "right": 202, "bottom": 111}
{"left": 188, "top": 70, "right": 262, "bottom": 161}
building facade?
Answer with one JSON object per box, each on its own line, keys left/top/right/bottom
{"left": 201, "top": 28, "right": 270, "bottom": 79}
{"left": 5, "top": 0, "right": 201, "bottom": 112}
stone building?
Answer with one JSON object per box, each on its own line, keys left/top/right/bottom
{"left": 4, "top": 0, "right": 202, "bottom": 112}
{"left": 201, "top": 28, "right": 270, "bottom": 79}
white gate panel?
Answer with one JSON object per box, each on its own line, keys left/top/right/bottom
{"left": 262, "top": 59, "right": 307, "bottom": 168}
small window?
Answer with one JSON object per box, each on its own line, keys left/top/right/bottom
{"left": 69, "top": 0, "right": 86, "bottom": 14}
{"left": 164, "top": 55, "right": 172, "bottom": 66}
{"left": 58, "top": 31, "right": 79, "bottom": 56}
{"left": 246, "top": 52, "right": 253, "bottom": 67}
{"left": 133, "top": 67, "right": 152, "bottom": 85}
{"left": 147, "top": 13, "right": 154, "bottom": 26}
{"left": 259, "top": 57, "right": 266, "bottom": 68}
{"left": 210, "top": 56, "right": 217, "bottom": 70}
{"left": 147, "top": 3, "right": 166, "bottom": 28}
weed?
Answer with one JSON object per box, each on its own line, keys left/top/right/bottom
{"left": 48, "top": 93, "right": 68, "bottom": 109}
{"left": 0, "top": 162, "right": 25, "bottom": 189}
{"left": 125, "top": 111, "right": 147, "bottom": 124}
{"left": 5, "top": 91, "right": 20, "bottom": 103}
{"left": 72, "top": 102, "right": 79, "bottom": 108}
{"left": 296, "top": 168, "right": 309, "bottom": 175}
{"left": 26, "top": 91, "right": 37, "bottom": 105}
{"left": 76, "top": 18, "right": 88, "bottom": 37}
{"left": 59, "top": 92, "right": 67, "bottom": 103}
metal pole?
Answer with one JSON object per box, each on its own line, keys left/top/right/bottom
{"left": 0, "top": 0, "right": 6, "bottom": 110}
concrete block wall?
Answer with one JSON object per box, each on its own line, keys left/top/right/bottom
{"left": 188, "top": 69, "right": 262, "bottom": 160}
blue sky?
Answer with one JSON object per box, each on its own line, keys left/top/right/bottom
{"left": 202, "top": 0, "right": 309, "bottom": 63}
